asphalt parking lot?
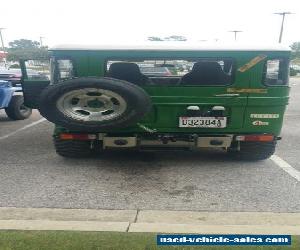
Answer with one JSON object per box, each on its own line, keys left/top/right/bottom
{"left": 0, "top": 78, "right": 299, "bottom": 212}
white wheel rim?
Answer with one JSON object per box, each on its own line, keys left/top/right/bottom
{"left": 56, "top": 88, "right": 127, "bottom": 122}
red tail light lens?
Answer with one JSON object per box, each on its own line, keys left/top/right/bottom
{"left": 236, "top": 135, "right": 274, "bottom": 142}
{"left": 59, "top": 133, "right": 96, "bottom": 140}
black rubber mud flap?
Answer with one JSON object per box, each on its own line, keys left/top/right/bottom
{"left": 38, "top": 77, "right": 152, "bottom": 131}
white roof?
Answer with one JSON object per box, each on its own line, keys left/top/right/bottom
{"left": 50, "top": 43, "right": 290, "bottom": 52}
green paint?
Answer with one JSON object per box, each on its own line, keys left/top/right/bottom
{"left": 21, "top": 47, "right": 291, "bottom": 137}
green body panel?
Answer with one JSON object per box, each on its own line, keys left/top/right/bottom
{"left": 25, "top": 49, "right": 291, "bottom": 137}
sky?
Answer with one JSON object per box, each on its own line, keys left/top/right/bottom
{"left": 0, "top": 0, "right": 300, "bottom": 47}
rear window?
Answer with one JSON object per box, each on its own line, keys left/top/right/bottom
{"left": 263, "top": 58, "right": 289, "bottom": 86}
{"left": 106, "top": 59, "right": 234, "bottom": 86}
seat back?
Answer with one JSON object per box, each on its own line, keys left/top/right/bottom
{"left": 180, "top": 61, "right": 231, "bottom": 85}
{"left": 108, "top": 62, "right": 149, "bottom": 85}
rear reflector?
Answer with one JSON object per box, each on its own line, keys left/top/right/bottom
{"left": 236, "top": 135, "right": 274, "bottom": 142}
{"left": 59, "top": 133, "right": 97, "bottom": 140}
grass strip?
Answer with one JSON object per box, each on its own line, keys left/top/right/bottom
{"left": 0, "top": 231, "right": 298, "bottom": 250}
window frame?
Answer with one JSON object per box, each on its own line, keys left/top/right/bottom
{"left": 104, "top": 57, "right": 236, "bottom": 87}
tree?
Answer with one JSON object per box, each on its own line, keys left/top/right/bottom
{"left": 148, "top": 35, "right": 187, "bottom": 42}
{"left": 164, "top": 35, "right": 187, "bottom": 41}
{"left": 147, "top": 36, "right": 164, "bottom": 41}
{"left": 6, "top": 48, "right": 49, "bottom": 61}
{"left": 290, "top": 42, "right": 300, "bottom": 60}
{"left": 9, "top": 39, "right": 40, "bottom": 49}
{"left": 6, "top": 39, "right": 49, "bottom": 61}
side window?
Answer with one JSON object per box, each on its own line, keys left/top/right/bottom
{"left": 263, "top": 58, "right": 289, "bottom": 86}
{"left": 24, "top": 60, "right": 50, "bottom": 81}
{"left": 57, "top": 59, "right": 74, "bottom": 80}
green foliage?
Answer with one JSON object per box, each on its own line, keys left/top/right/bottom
{"left": 147, "top": 36, "right": 164, "bottom": 41}
{"left": 290, "top": 42, "right": 300, "bottom": 60}
{"left": 164, "top": 35, "right": 187, "bottom": 41}
{"left": 6, "top": 39, "right": 49, "bottom": 62}
{"left": 9, "top": 63, "right": 20, "bottom": 68}
{"left": 290, "top": 67, "right": 297, "bottom": 76}
{"left": 148, "top": 35, "right": 187, "bottom": 42}
{"left": 8, "top": 39, "right": 40, "bottom": 49}
{"left": 6, "top": 48, "right": 49, "bottom": 61}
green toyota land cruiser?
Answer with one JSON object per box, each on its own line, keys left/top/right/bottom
{"left": 20, "top": 44, "right": 291, "bottom": 160}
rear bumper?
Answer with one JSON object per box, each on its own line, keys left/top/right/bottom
{"left": 57, "top": 133, "right": 277, "bottom": 150}
{"left": 101, "top": 135, "right": 233, "bottom": 149}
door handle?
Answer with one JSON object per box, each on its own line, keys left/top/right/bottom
{"left": 214, "top": 93, "right": 240, "bottom": 97}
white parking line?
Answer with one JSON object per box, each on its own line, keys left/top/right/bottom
{"left": 0, "top": 118, "right": 46, "bottom": 140}
{"left": 270, "top": 155, "right": 300, "bottom": 182}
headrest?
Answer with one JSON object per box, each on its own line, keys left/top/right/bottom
{"left": 192, "top": 61, "right": 222, "bottom": 72}
{"left": 108, "top": 62, "right": 141, "bottom": 77}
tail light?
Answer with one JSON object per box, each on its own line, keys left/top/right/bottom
{"left": 235, "top": 134, "right": 274, "bottom": 142}
{"left": 59, "top": 133, "right": 97, "bottom": 140}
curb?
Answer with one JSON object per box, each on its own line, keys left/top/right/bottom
{"left": 0, "top": 220, "right": 129, "bottom": 232}
{"left": 0, "top": 207, "right": 300, "bottom": 234}
{"left": 129, "top": 223, "right": 300, "bottom": 234}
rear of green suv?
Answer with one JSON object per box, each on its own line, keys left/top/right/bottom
{"left": 20, "top": 44, "right": 291, "bottom": 160}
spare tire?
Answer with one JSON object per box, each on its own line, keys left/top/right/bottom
{"left": 38, "top": 77, "right": 152, "bottom": 131}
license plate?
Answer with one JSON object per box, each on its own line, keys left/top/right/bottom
{"left": 179, "top": 117, "right": 227, "bottom": 128}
